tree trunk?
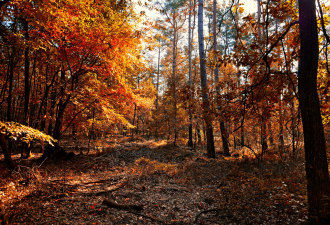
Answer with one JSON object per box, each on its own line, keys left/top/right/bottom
{"left": 131, "top": 103, "right": 136, "bottom": 139}
{"left": 291, "top": 100, "right": 296, "bottom": 153}
{"left": 279, "top": 93, "right": 284, "bottom": 151}
{"left": 53, "top": 70, "right": 70, "bottom": 140}
{"left": 22, "top": 19, "right": 31, "bottom": 159}
{"left": 0, "top": 133, "right": 16, "bottom": 170}
{"left": 298, "top": 0, "right": 330, "bottom": 223}
{"left": 213, "top": 0, "right": 230, "bottom": 156}
{"left": 220, "top": 120, "right": 230, "bottom": 156}
{"left": 257, "top": 0, "right": 262, "bottom": 42}
{"left": 172, "top": 15, "right": 178, "bottom": 147}
{"left": 198, "top": 0, "right": 215, "bottom": 158}
{"left": 23, "top": 19, "right": 30, "bottom": 126}
{"left": 240, "top": 124, "right": 244, "bottom": 147}
{"left": 187, "top": 0, "right": 193, "bottom": 148}
{"left": 261, "top": 112, "right": 267, "bottom": 159}
{"left": 155, "top": 42, "right": 161, "bottom": 137}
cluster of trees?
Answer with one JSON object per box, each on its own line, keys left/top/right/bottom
{"left": 145, "top": 0, "right": 330, "bottom": 222}
{"left": 0, "top": 0, "right": 330, "bottom": 223}
{"left": 0, "top": 0, "right": 154, "bottom": 161}
{"left": 148, "top": 0, "right": 300, "bottom": 157}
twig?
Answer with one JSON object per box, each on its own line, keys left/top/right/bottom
{"left": 37, "top": 156, "right": 48, "bottom": 168}
{"left": 194, "top": 207, "right": 221, "bottom": 223}
{"left": 48, "top": 178, "right": 126, "bottom": 188}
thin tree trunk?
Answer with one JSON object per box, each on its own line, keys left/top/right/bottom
{"left": 240, "top": 124, "right": 244, "bottom": 147}
{"left": 131, "top": 103, "right": 136, "bottom": 139}
{"left": 291, "top": 100, "right": 296, "bottom": 153}
{"left": 213, "top": 0, "right": 230, "bottom": 156}
{"left": 87, "top": 108, "right": 95, "bottom": 153}
{"left": 279, "top": 95, "right": 284, "bottom": 152}
{"left": 198, "top": 0, "right": 215, "bottom": 158}
{"left": 172, "top": 16, "right": 178, "bottom": 146}
{"left": 261, "top": 111, "right": 267, "bottom": 158}
{"left": 187, "top": 0, "right": 193, "bottom": 148}
{"left": 7, "top": 49, "right": 14, "bottom": 123}
{"left": 257, "top": 0, "right": 262, "bottom": 42}
{"left": 155, "top": 43, "right": 160, "bottom": 137}
{"left": 298, "top": 0, "right": 330, "bottom": 222}
{"left": 22, "top": 19, "right": 31, "bottom": 159}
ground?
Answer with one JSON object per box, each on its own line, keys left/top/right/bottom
{"left": 0, "top": 136, "right": 309, "bottom": 224}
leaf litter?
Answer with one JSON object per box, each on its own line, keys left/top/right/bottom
{"left": 0, "top": 136, "right": 308, "bottom": 224}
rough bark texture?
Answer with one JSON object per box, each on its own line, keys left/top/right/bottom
{"left": 198, "top": 0, "right": 215, "bottom": 158}
{"left": 220, "top": 120, "right": 230, "bottom": 156}
{"left": 298, "top": 0, "right": 330, "bottom": 223}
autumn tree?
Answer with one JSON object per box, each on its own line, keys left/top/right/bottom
{"left": 298, "top": 0, "right": 330, "bottom": 222}
{"left": 198, "top": 0, "right": 215, "bottom": 158}
{"left": 0, "top": 0, "right": 153, "bottom": 165}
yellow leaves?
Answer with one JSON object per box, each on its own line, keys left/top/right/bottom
{"left": 0, "top": 121, "right": 57, "bottom": 146}
{"left": 238, "top": 7, "right": 244, "bottom": 14}
{"left": 233, "top": 6, "right": 244, "bottom": 14}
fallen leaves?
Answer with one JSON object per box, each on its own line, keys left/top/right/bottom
{"left": 0, "top": 137, "right": 310, "bottom": 224}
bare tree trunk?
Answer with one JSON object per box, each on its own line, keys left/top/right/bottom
{"left": 291, "top": 100, "right": 296, "bottom": 153}
{"left": 198, "top": 0, "right": 215, "bottom": 158}
{"left": 257, "top": 0, "right": 262, "bottom": 41}
{"left": 131, "top": 103, "right": 136, "bottom": 139}
{"left": 298, "top": 0, "right": 330, "bottom": 222}
{"left": 213, "top": 0, "right": 230, "bottom": 156}
{"left": 155, "top": 43, "right": 161, "bottom": 137}
{"left": 261, "top": 111, "right": 267, "bottom": 158}
{"left": 187, "top": 0, "right": 193, "bottom": 148}
{"left": 22, "top": 19, "right": 31, "bottom": 159}
{"left": 172, "top": 16, "right": 178, "bottom": 146}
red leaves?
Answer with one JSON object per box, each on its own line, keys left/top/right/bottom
{"left": 91, "top": 203, "right": 96, "bottom": 209}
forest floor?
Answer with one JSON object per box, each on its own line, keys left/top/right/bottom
{"left": 0, "top": 136, "right": 310, "bottom": 224}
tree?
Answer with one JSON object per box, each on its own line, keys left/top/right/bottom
{"left": 213, "top": 0, "right": 230, "bottom": 156}
{"left": 297, "top": 0, "right": 330, "bottom": 223}
{"left": 187, "top": 0, "right": 194, "bottom": 147}
{"left": 198, "top": 0, "right": 215, "bottom": 158}
{"left": 157, "top": 0, "right": 187, "bottom": 146}
{"left": 0, "top": 0, "right": 153, "bottom": 164}
{"left": 0, "top": 121, "right": 56, "bottom": 170}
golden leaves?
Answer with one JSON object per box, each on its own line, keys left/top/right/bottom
{"left": 0, "top": 121, "right": 57, "bottom": 145}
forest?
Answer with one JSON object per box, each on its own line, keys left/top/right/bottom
{"left": 0, "top": 0, "right": 330, "bottom": 224}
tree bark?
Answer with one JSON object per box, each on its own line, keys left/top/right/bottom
{"left": 187, "top": 0, "right": 193, "bottom": 148}
{"left": 0, "top": 133, "right": 16, "bottom": 170}
{"left": 172, "top": 13, "right": 178, "bottom": 146}
{"left": 22, "top": 19, "right": 31, "bottom": 159}
{"left": 198, "top": 0, "right": 215, "bottom": 158}
{"left": 298, "top": 0, "right": 330, "bottom": 223}
{"left": 155, "top": 41, "right": 161, "bottom": 137}
{"left": 213, "top": 0, "right": 230, "bottom": 156}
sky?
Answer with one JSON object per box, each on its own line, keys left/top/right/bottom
{"left": 132, "top": 0, "right": 258, "bottom": 20}
{"left": 132, "top": 0, "right": 259, "bottom": 66}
